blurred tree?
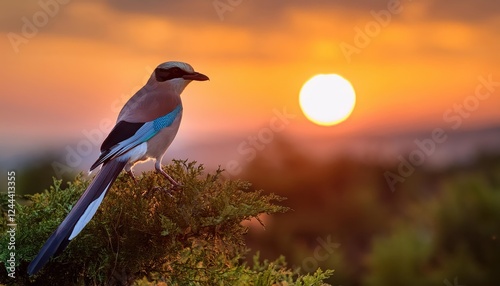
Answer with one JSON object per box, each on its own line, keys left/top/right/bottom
{"left": 11, "top": 153, "right": 77, "bottom": 196}
{"left": 240, "top": 137, "right": 500, "bottom": 285}
{"left": 365, "top": 173, "right": 500, "bottom": 285}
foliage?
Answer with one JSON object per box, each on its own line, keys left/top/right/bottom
{"left": 241, "top": 137, "right": 500, "bottom": 285}
{"left": 364, "top": 173, "right": 500, "bottom": 285}
{"left": 0, "top": 160, "right": 333, "bottom": 285}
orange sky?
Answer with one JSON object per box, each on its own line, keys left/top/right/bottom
{"left": 1, "top": 1, "right": 499, "bottom": 159}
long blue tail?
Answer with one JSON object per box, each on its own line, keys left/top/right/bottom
{"left": 27, "top": 159, "right": 127, "bottom": 275}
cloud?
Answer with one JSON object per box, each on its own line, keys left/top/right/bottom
{"left": 100, "top": 0, "right": 500, "bottom": 25}
{"left": 2, "top": 0, "right": 498, "bottom": 47}
{"left": 426, "top": 0, "right": 500, "bottom": 22}
{"left": 1, "top": 0, "right": 498, "bottom": 154}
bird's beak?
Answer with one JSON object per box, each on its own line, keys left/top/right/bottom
{"left": 183, "top": 72, "right": 209, "bottom": 81}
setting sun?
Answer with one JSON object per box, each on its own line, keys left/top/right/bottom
{"left": 299, "top": 74, "right": 356, "bottom": 126}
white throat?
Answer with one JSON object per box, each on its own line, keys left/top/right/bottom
{"left": 166, "top": 78, "right": 191, "bottom": 95}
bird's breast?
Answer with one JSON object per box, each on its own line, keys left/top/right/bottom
{"left": 145, "top": 111, "right": 183, "bottom": 159}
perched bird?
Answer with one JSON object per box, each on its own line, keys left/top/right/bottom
{"left": 27, "top": 61, "right": 209, "bottom": 275}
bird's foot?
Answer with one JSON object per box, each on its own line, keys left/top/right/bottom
{"left": 143, "top": 186, "right": 172, "bottom": 198}
{"left": 163, "top": 182, "right": 183, "bottom": 196}
{"left": 155, "top": 165, "right": 181, "bottom": 186}
{"left": 144, "top": 183, "right": 182, "bottom": 198}
{"left": 168, "top": 182, "right": 183, "bottom": 193}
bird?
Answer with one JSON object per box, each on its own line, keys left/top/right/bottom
{"left": 27, "top": 61, "right": 209, "bottom": 275}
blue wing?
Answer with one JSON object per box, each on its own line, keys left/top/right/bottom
{"left": 90, "top": 104, "right": 182, "bottom": 170}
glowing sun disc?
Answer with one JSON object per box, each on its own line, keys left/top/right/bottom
{"left": 299, "top": 74, "right": 356, "bottom": 126}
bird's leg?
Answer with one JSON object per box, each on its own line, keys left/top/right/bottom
{"left": 125, "top": 167, "right": 138, "bottom": 184}
{"left": 155, "top": 161, "right": 181, "bottom": 189}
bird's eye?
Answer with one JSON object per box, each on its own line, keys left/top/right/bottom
{"left": 155, "top": 67, "right": 186, "bottom": 82}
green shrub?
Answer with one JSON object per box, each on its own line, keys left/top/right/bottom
{"left": 1, "top": 160, "right": 333, "bottom": 285}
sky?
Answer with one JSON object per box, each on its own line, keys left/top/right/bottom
{"left": 1, "top": 0, "right": 499, "bottom": 168}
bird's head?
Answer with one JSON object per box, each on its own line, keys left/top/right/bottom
{"left": 151, "top": 61, "right": 209, "bottom": 94}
